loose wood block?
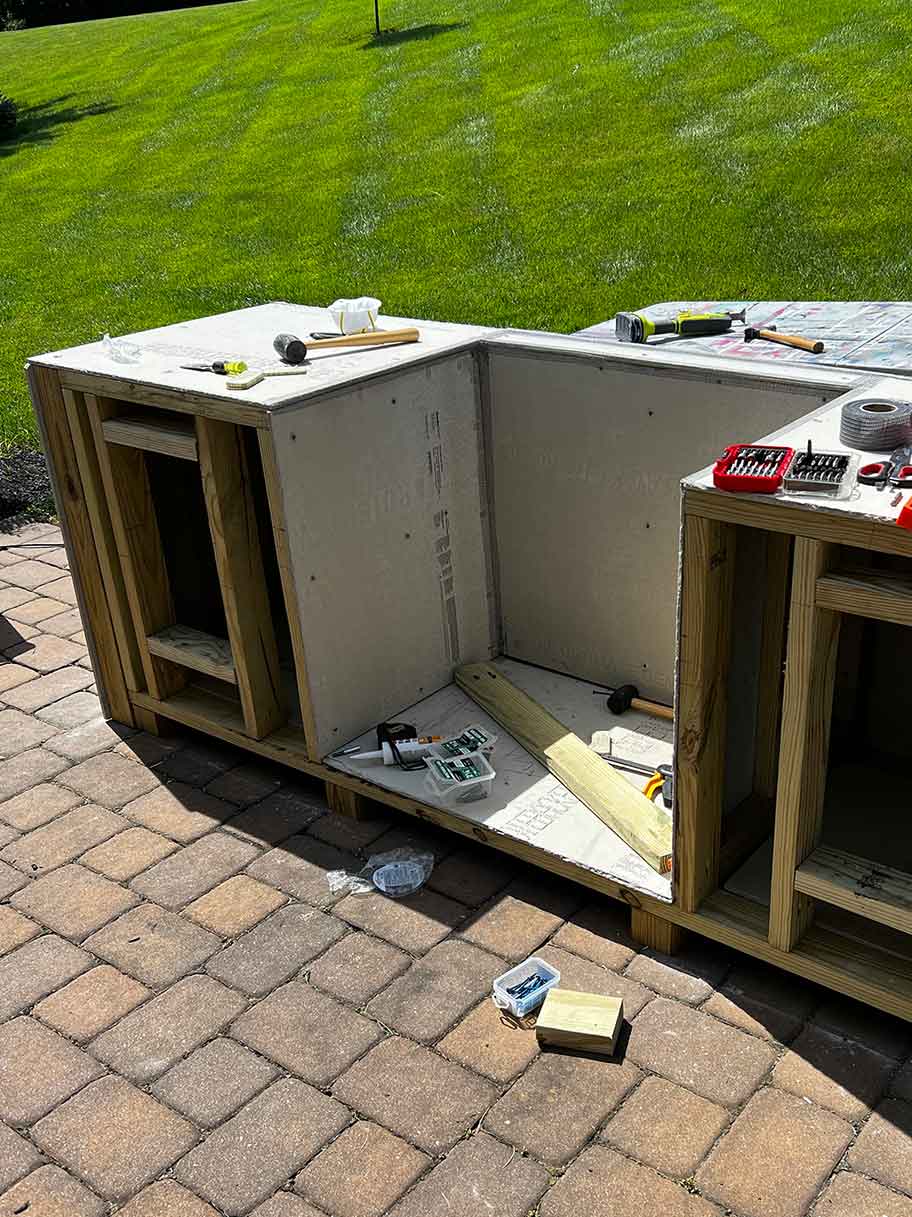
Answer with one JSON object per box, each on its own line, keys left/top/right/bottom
{"left": 535, "top": 988, "right": 624, "bottom": 1056}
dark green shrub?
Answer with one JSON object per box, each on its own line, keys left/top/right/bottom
{"left": 0, "top": 93, "right": 17, "bottom": 136}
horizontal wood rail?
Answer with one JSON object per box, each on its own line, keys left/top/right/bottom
{"left": 796, "top": 845, "right": 912, "bottom": 937}
{"left": 147, "top": 625, "right": 236, "bottom": 684}
{"left": 102, "top": 413, "right": 199, "bottom": 462}
{"left": 816, "top": 565, "right": 912, "bottom": 628}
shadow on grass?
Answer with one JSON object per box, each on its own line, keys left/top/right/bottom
{"left": 0, "top": 93, "right": 119, "bottom": 157}
{"left": 362, "top": 21, "right": 467, "bottom": 48}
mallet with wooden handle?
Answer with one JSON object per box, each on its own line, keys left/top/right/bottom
{"left": 228, "top": 327, "right": 420, "bottom": 389}
{"left": 744, "top": 324, "right": 824, "bottom": 354}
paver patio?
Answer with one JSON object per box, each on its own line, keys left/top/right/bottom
{"left": 1, "top": 520, "right": 912, "bottom": 1217}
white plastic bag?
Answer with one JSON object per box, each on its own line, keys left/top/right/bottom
{"left": 328, "top": 296, "right": 381, "bottom": 335}
{"left": 326, "top": 848, "right": 433, "bottom": 898}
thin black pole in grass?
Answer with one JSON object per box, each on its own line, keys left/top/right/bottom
{"left": 374, "top": 0, "right": 380, "bottom": 36}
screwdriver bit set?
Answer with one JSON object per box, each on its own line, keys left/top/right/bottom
{"left": 712, "top": 444, "right": 795, "bottom": 493}
{"left": 782, "top": 442, "right": 856, "bottom": 497}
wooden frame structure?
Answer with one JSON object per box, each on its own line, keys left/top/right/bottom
{"left": 27, "top": 305, "right": 912, "bottom": 1021}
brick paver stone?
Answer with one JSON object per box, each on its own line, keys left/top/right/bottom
{"left": 36, "top": 690, "right": 102, "bottom": 728}
{"left": 550, "top": 900, "right": 638, "bottom": 970}
{"left": 0, "top": 662, "right": 34, "bottom": 696}
{"left": 1, "top": 559, "right": 64, "bottom": 590}
{"left": 626, "top": 997, "right": 776, "bottom": 1105}
{"left": 814, "top": 996, "right": 912, "bottom": 1060}
{"left": 83, "top": 902, "right": 220, "bottom": 987}
{"left": 225, "top": 789, "right": 325, "bottom": 846}
{"left": 601, "top": 1075, "right": 729, "bottom": 1177}
{"left": 60, "top": 753, "right": 159, "bottom": 807}
{"left": 0, "top": 804, "right": 124, "bottom": 875}
{"left": 389, "top": 1130, "right": 547, "bottom": 1217}
{"left": 151, "top": 1037, "right": 279, "bottom": 1126}
{"left": 116, "top": 1180, "right": 221, "bottom": 1217}
{"left": 336, "top": 886, "right": 467, "bottom": 953}
{"left": 0, "top": 748, "right": 68, "bottom": 801}
{"left": 772, "top": 1025, "right": 894, "bottom": 1119}
{"left": 426, "top": 846, "right": 515, "bottom": 906}
{"left": 541, "top": 1146, "right": 720, "bottom": 1217}
{"left": 538, "top": 943, "right": 654, "bottom": 1018}
{"left": 309, "top": 806, "right": 390, "bottom": 852}
{"left": 0, "top": 933, "right": 91, "bottom": 1020}
{"left": 367, "top": 939, "right": 503, "bottom": 1042}
{"left": 439, "top": 995, "right": 539, "bottom": 1082}
{"left": 38, "top": 608, "right": 85, "bottom": 637}
{"left": 0, "top": 1119, "right": 44, "bottom": 1192}
{"left": 7, "top": 595, "right": 68, "bottom": 625}
{"left": 814, "top": 1170, "right": 912, "bottom": 1216}
{"left": 0, "top": 707, "right": 56, "bottom": 757}
{"left": 40, "top": 574, "right": 77, "bottom": 602}
{"left": 80, "top": 826, "right": 178, "bottom": 881}
{"left": 91, "top": 973, "right": 246, "bottom": 1083}
{"left": 32, "top": 1075, "right": 198, "bottom": 1201}
{"left": 34, "top": 964, "right": 150, "bottom": 1041}
{"left": 46, "top": 718, "right": 135, "bottom": 762}
{"left": 184, "top": 874, "right": 287, "bottom": 935}
{"left": 296, "top": 1121, "right": 430, "bottom": 1217}
{"left": 0, "top": 859, "right": 25, "bottom": 898}
{"left": 702, "top": 989, "right": 805, "bottom": 1044}
{"left": 247, "top": 835, "right": 362, "bottom": 906}
{"left": 130, "top": 832, "right": 259, "bottom": 909}
{"left": 157, "top": 739, "right": 239, "bottom": 786}
{"left": 1, "top": 666, "right": 93, "bottom": 712}
{"left": 207, "top": 904, "right": 344, "bottom": 995}
{"left": 696, "top": 1087, "right": 853, "bottom": 1217}
{"left": 0, "top": 905, "right": 40, "bottom": 955}
{"left": 206, "top": 763, "right": 283, "bottom": 806}
{"left": 0, "top": 780, "right": 80, "bottom": 830}
{"left": 459, "top": 892, "right": 566, "bottom": 961}
{"left": 231, "top": 980, "right": 381, "bottom": 1084}
{"left": 849, "top": 1098, "right": 912, "bottom": 1193}
{"left": 174, "top": 1078, "right": 349, "bottom": 1217}
{"left": 0, "top": 1016, "right": 103, "bottom": 1123}
{"left": 0, "top": 821, "right": 16, "bottom": 846}
{"left": 0, "top": 1165, "right": 106, "bottom": 1217}
{"left": 11, "top": 862, "right": 139, "bottom": 940}
{"left": 121, "top": 781, "right": 234, "bottom": 841}
{"left": 333, "top": 1036, "right": 498, "bottom": 1154}
{"left": 486, "top": 1051, "right": 641, "bottom": 1166}
{"left": 250, "top": 1197, "right": 327, "bottom": 1217}
{"left": 0, "top": 582, "right": 33, "bottom": 610}
{"left": 307, "top": 931, "right": 410, "bottom": 1007}
{"left": 624, "top": 941, "right": 728, "bottom": 1004}
{"left": 7, "top": 633, "right": 85, "bottom": 672}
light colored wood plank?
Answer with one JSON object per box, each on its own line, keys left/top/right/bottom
{"left": 84, "top": 393, "right": 186, "bottom": 701}
{"left": 257, "top": 429, "right": 320, "bottom": 758}
{"left": 455, "top": 662, "right": 672, "bottom": 873}
{"left": 674, "top": 515, "right": 736, "bottom": 911}
{"left": 325, "top": 781, "right": 374, "bottom": 821}
{"left": 535, "top": 989, "right": 623, "bottom": 1056}
{"left": 196, "top": 418, "right": 283, "bottom": 739}
{"left": 28, "top": 367, "right": 134, "bottom": 725}
{"left": 147, "top": 625, "right": 236, "bottom": 683}
{"left": 796, "top": 846, "right": 912, "bottom": 937}
{"left": 769, "top": 538, "right": 841, "bottom": 952}
{"left": 60, "top": 371, "right": 268, "bottom": 429}
{"left": 103, "top": 413, "right": 198, "bottom": 462}
{"left": 753, "top": 533, "right": 792, "bottom": 799}
{"left": 630, "top": 907, "right": 684, "bottom": 953}
{"left": 816, "top": 566, "right": 912, "bottom": 628}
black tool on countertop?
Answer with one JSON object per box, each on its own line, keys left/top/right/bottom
{"left": 782, "top": 441, "right": 852, "bottom": 495}
{"left": 858, "top": 445, "right": 912, "bottom": 491}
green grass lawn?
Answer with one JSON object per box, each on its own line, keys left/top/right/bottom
{"left": 1, "top": 0, "right": 910, "bottom": 449}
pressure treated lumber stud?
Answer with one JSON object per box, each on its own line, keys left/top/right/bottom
{"left": 455, "top": 662, "right": 672, "bottom": 874}
{"left": 796, "top": 846, "right": 912, "bottom": 938}
{"left": 325, "top": 781, "right": 375, "bottom": 821}
{"left": 196, "top": 417, "right": 284, "bottom": 740}
{"left": 674, "top": 515, "right": 736, "bottom": 911}
{"left": 535, "top": 989, "right": 624, "bottom": 1056}
{"left": 102, "top": 413, "right": 199, "bottom": 462}
{"left": 769, "top": 538, "right": 841, "bottom": 953}
{"left": 752, "top": 533, "right": 792, "bottom": 801}
{"left": 147, "top": 625, "right": 236, "bottom": 684}
{"left": 816, "top": 566, "right": 912, "bottom": 628}
{"left": 630, "top": 907, "right": 684, "bottom": 954}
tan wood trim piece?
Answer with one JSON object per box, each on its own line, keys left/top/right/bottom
{"left": 325, "top": 781, "right": 375, "bottom": 821}
{"left": 630, "top": 908, "right": 684, "bottom": 953}
{"left": 84, "top": 393, "right": 186, "bottom": 701}
{"left": 147, "top": 625, "right": 236, "bottom": 683}
{"left": 796, "top": 846, "right": 912, "bottom": 937}
{"left": 455, "top": 661, "right": 672, "bottom": 873}
{"left": 684, "top": 486, "right": 912, "bottom": 559}
{"left": 196, "top": 418, "right": 283, "bottom": 739}
{"left": 257, "top": 429, "right": 320, "bottom": 758}
{"left": 816, "top": 566, "right": 912, "bottom": 628}
{"left": 753, "top": 533, "right": 792, "bottom": 799}
{"left": 768, "top": 538, "right": 841, "bottom": 952}
{"left": 59, "top": 371, "right": 268, "bottom": 429}
{"left": 102, "top": 413, "right": 199, "bottom": 462}
{"left": 674, "top": 515, "right": 736, "bottom": 911}
{"left": 28, "top": 368, "right": 134, "bottom": 725}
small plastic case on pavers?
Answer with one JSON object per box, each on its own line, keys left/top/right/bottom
{"left": 492, "top": 956, "right": 561, "bottom": 1018}
{"left": 427, "top": 723, "right": 498, "bottom": 761}
{"left": 423, "top": 750, "right": 496, "bottom": 804}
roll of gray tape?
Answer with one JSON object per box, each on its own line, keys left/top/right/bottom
{"left": 840, "top": 398, "right": 912, "bottom": 451}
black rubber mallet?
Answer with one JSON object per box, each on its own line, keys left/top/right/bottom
{"left": 592, "top": 683, "right": 673, "bottom": 721}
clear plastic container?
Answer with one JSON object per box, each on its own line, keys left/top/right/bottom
{"left": 428, "top": 723, "right": 497, "bottom": 761}
{"left": 492, "top": 956, "right": 561, "bottom": 1018}
{"left": 423, "top": 750, "right": 495, "bottom": 804}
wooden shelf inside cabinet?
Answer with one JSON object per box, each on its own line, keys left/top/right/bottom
{"left": 796, "top": 846, "right": 912, "bottom": 937}
{"left": 147, "top": 624, "right": 236, "bottom": 684}
{"left": 816, "top": 566, "right": 912, "bottom": 628}
{"left": 102, "top": 413, "right": 199, "bottom": 462}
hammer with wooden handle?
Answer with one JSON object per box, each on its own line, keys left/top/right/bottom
{"left": 744, "top": 324, "right": 824, "bottom": 354}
